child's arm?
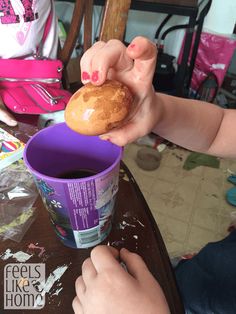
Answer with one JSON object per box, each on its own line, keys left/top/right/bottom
{"left": 80, "top": 36, "right": 235, "bottom": 159}
{"left": 0, "top": 97, "right": 17, "bottom": 126}
{"left": 152, "top": 93, "right": 231, "bottom": 158}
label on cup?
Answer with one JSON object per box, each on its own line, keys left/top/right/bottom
{"left": 66, "top": 167, "right": 119, "bottom": 247}
{"left": 34, "top": 164, "right": 119, "bottom": 248}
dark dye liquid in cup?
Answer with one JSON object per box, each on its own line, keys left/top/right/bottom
{"left": 57, "top": 169, "right": 97, "bottom": 179}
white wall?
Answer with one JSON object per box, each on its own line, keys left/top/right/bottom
{"left": 124, "top": 10, "right": 188, "bottom": 59}
{"left": 203, "top": 0, "right": 236, "bottom": 35}
{"left": 55, "top": 1, "right": 236, "bottom": 60}
{"left": 125, "top": 0, "right": 236, "bottom": 59}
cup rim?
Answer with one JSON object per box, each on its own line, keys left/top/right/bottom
{"left": 23, "top": 123, "right": 122, "bottom": 183}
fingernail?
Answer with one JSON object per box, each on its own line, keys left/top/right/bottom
{"left": 82, "top": 71, "right": 90, "bottom": 81}
{"left": 91, "top": 71, "right": 99, "bottom": 82}
{"left": 99, "top": 135, "right": 110, "bottom": 141}
{"left": 128, "top": 43, "right": 135, "bottom": 49}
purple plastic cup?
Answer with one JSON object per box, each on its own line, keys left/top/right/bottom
{"left": 23, "top": 123, "right": 122, "bottom": 249}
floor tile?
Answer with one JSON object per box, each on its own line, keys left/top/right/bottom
{"left": 122, "top": 143, "right": 236, "bottom": 257}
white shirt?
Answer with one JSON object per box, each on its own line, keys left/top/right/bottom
{"left": 0, "top": 0, "right": 58, "bottom": 59}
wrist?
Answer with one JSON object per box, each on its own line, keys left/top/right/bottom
{"left": 148, "top": 91, "right": 164, "bottom": 130}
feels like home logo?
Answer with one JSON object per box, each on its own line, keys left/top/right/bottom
{"left": 4, "top": 263, "right": 45, "bottom": 310}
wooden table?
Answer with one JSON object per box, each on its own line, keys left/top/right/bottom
{"left": 0, "top": 124, "right": 184, "bottom": 314}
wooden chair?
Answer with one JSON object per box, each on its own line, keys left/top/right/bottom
{"left": 57, "top": 0, "right": 132, "bottom": 90}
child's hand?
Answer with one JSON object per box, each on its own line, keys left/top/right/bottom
{"left": 80, "top": 36, "right": 159, "bottom": 146}
{"left": 72, "top": 245, "right": 170, "bottom": 314}
{"left": 0, "top": 97, "right": 17, "bottom": 126}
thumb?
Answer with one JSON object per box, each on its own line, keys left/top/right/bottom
{"left": 90, "top": 245, "right": 120, "bottom": 272}
{"left": 126, "top": 36, "right": 157, "bottom": 82}
{"left": 120, "top": 248, "right": 151, "bottom": 282}
{"left": 100, "top": 120, "right": 146, "bottom": 146}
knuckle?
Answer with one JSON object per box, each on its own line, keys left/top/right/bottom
{"left": 107, "top": 39, "right": 124, "bottom": 48}
{"left": 81, "top": 257, "right": 91, "bottom": 272}
{"left": 103, "top": 269, "right": 118, "bottom": 283}
{"left": 75, "top": 276, "right": 82, "bottom": 288}
{"left": 94, "top": 40, "right": 105, "bottom": 46}
{"left": 103, "top": 270, "right": 124, "bottom": 288}
{"left": 91, "top": 245, "right": 106, "bottom": 258}
{"left": 72, "top": 296, "right": 77, "bottom": 308}
{"left": 72, "top": 297, "right": 81, "bottom": 312}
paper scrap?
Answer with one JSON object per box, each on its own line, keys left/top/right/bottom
{"left": 0, "top": 249, "right": 32, "bottom": 262}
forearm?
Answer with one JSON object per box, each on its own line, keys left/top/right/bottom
{"left": 153, "top": 93, "right": 232, "bottom": 157}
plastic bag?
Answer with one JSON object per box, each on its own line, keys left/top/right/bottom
{"left": 179, "top": 30, "right": 236, "bottom": 95}
{"left": 0, "top": 161, "right": 38, "bottom": 242}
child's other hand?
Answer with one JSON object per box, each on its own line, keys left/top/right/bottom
{"left": 80, "top": 36, "right": 159, "bottom": 146}
{"left": 0, "top": 97, "right": 17, "bottom": 126}
{"left": 72, "top": 245, "right": 170, "bottom": 314}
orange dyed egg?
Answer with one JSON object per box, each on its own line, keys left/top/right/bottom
{"left": 64, "top": 80, "right": 134, "bottom": 136}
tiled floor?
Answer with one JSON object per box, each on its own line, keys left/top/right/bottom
{"left": 122, "top": 142, "right": 236, "bottom": 258}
